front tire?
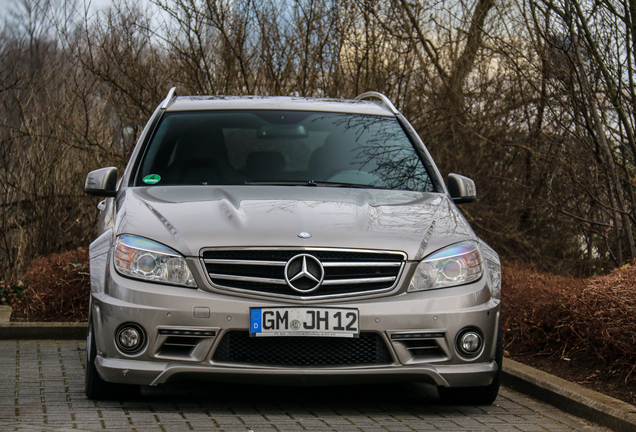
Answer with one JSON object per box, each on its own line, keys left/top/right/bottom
{"left": 85, "top": 321, "right": 140, "bottom": 400}
{"left": 438, "top": 316, "right": 503, "bottom": 405}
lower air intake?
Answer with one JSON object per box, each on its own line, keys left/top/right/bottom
{"left": 213, "top": 331, "right": 392, "bottom": 366}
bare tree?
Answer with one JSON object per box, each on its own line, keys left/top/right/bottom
{"left": 2, "top": 0, "right": 635, "bottom": 279}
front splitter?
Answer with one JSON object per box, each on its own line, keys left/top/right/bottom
{"left": 96, "top": 356, "right": 497, "bottom": 388}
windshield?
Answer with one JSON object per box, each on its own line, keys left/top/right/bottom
{"left": 136, "top": 110, "right": 434, "bottom": 192}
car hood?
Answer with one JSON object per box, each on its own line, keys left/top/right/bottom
{"left": 114, "top": 186, "right": 476, "bottom": 260}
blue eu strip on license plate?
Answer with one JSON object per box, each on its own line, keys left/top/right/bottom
{"left": 249, "top": 307, "right": 359, "bottom": 337}
{"left": 250, "top": 308, "right": 263, "bottom": 334}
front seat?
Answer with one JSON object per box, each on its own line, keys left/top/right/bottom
{"left": 173, "top": 124, "right": 244, "bottom": 185}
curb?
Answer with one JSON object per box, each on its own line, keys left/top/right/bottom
{"left": 503, "top": 358, "right": 636, "bottom": 432}
{"left": 1, "top": 323, "right": 635, "bottom": 432}
{"left": 0, "top": 322, "right": 87, "bottom": 340}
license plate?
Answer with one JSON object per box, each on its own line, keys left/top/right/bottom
{"left": 249, "top": 307, "right": 359, "bottom": 337}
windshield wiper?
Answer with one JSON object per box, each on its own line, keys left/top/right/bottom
{"left": 244, "top": 180, "right": 318, "bottom": 186}
{"left": 244, "top": 180, "right": 387, "bottom": 189}
{"left": 313, "top": 181, "right": 388, "bottom": 189}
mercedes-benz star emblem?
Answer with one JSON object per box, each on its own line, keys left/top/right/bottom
{"left": 284, "top": 254, "right": 324, "bottom": 293}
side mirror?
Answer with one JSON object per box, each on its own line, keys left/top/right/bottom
{"left": 85, "top": 167, "right": 118, "bottom": 197}
{"left": 447, "top": 173, "right": 476, "bottom": 204}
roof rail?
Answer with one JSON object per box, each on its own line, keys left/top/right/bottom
{"left": 354, "top": 91, "right": 399, "bottom": 115}
{"left": 160, "top": 87, "right": 178, "bottom": 109}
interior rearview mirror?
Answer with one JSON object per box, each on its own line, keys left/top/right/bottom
{"left": 257, "top": 125, "right": 308, "bottom": 139}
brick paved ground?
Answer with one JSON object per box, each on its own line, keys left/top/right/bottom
{"left": 0, "top": 340, "right": 609, "bottom": 432}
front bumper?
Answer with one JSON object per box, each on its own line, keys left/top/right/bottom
{"left": 91, "top": 267, "right": 501, "bottom": 388}
{"left": 96, "top": 356, "right": 498, "bottom": 387}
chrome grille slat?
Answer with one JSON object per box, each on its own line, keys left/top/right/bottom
{"left": 321, "top": 276, "right": 397, "bottom": 285}
{"left": 204, "top": 259, "right": 286, "bottom": 266}
{"left": 204, "top": 259, "right": 401, "bottom": 268}
{"left": 201, "top": 248, "right": 406, "bottom": 299}
{"left": 322, "top": 262, "right": 402, "bottom": 268}
{"left": 208, "top": 273, "right": 288, "bottom": 285}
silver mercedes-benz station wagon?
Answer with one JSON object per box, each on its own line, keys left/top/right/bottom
{"left": 84, "top": 89, "right": 502, "bottom": 404}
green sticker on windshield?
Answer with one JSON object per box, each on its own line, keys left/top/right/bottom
{"left": 143, "top": 174, "right": 161, "bottom": 185}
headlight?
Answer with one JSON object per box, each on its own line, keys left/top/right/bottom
{"left": 408, "top": 241, "right": 483, "bottom": 292}
{"left": 114, "top": 235, "right": 197, "bottom": 287}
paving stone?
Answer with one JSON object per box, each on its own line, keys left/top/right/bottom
{"left": 1, "top": 340, "right": 613, "bottom": 432}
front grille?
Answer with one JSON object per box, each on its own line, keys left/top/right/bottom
{"left": 213, "top": 331, "right": 392, "bottom": 366}
{"left": 201, "top": 248, "right": 405, "bottom": 298}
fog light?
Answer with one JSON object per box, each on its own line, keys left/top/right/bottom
{"left": 116, "top": 324, "right": 146, "bottom": 354}
{"left": 457, "top": 329, "right": 483, "bottom": 357}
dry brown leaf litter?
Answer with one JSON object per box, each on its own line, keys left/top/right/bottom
{"left": 503, "top": 261, "right": 636, "bottom": 405}
{"left": 8, "top": 246, "right": 90, "bottom": 322}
